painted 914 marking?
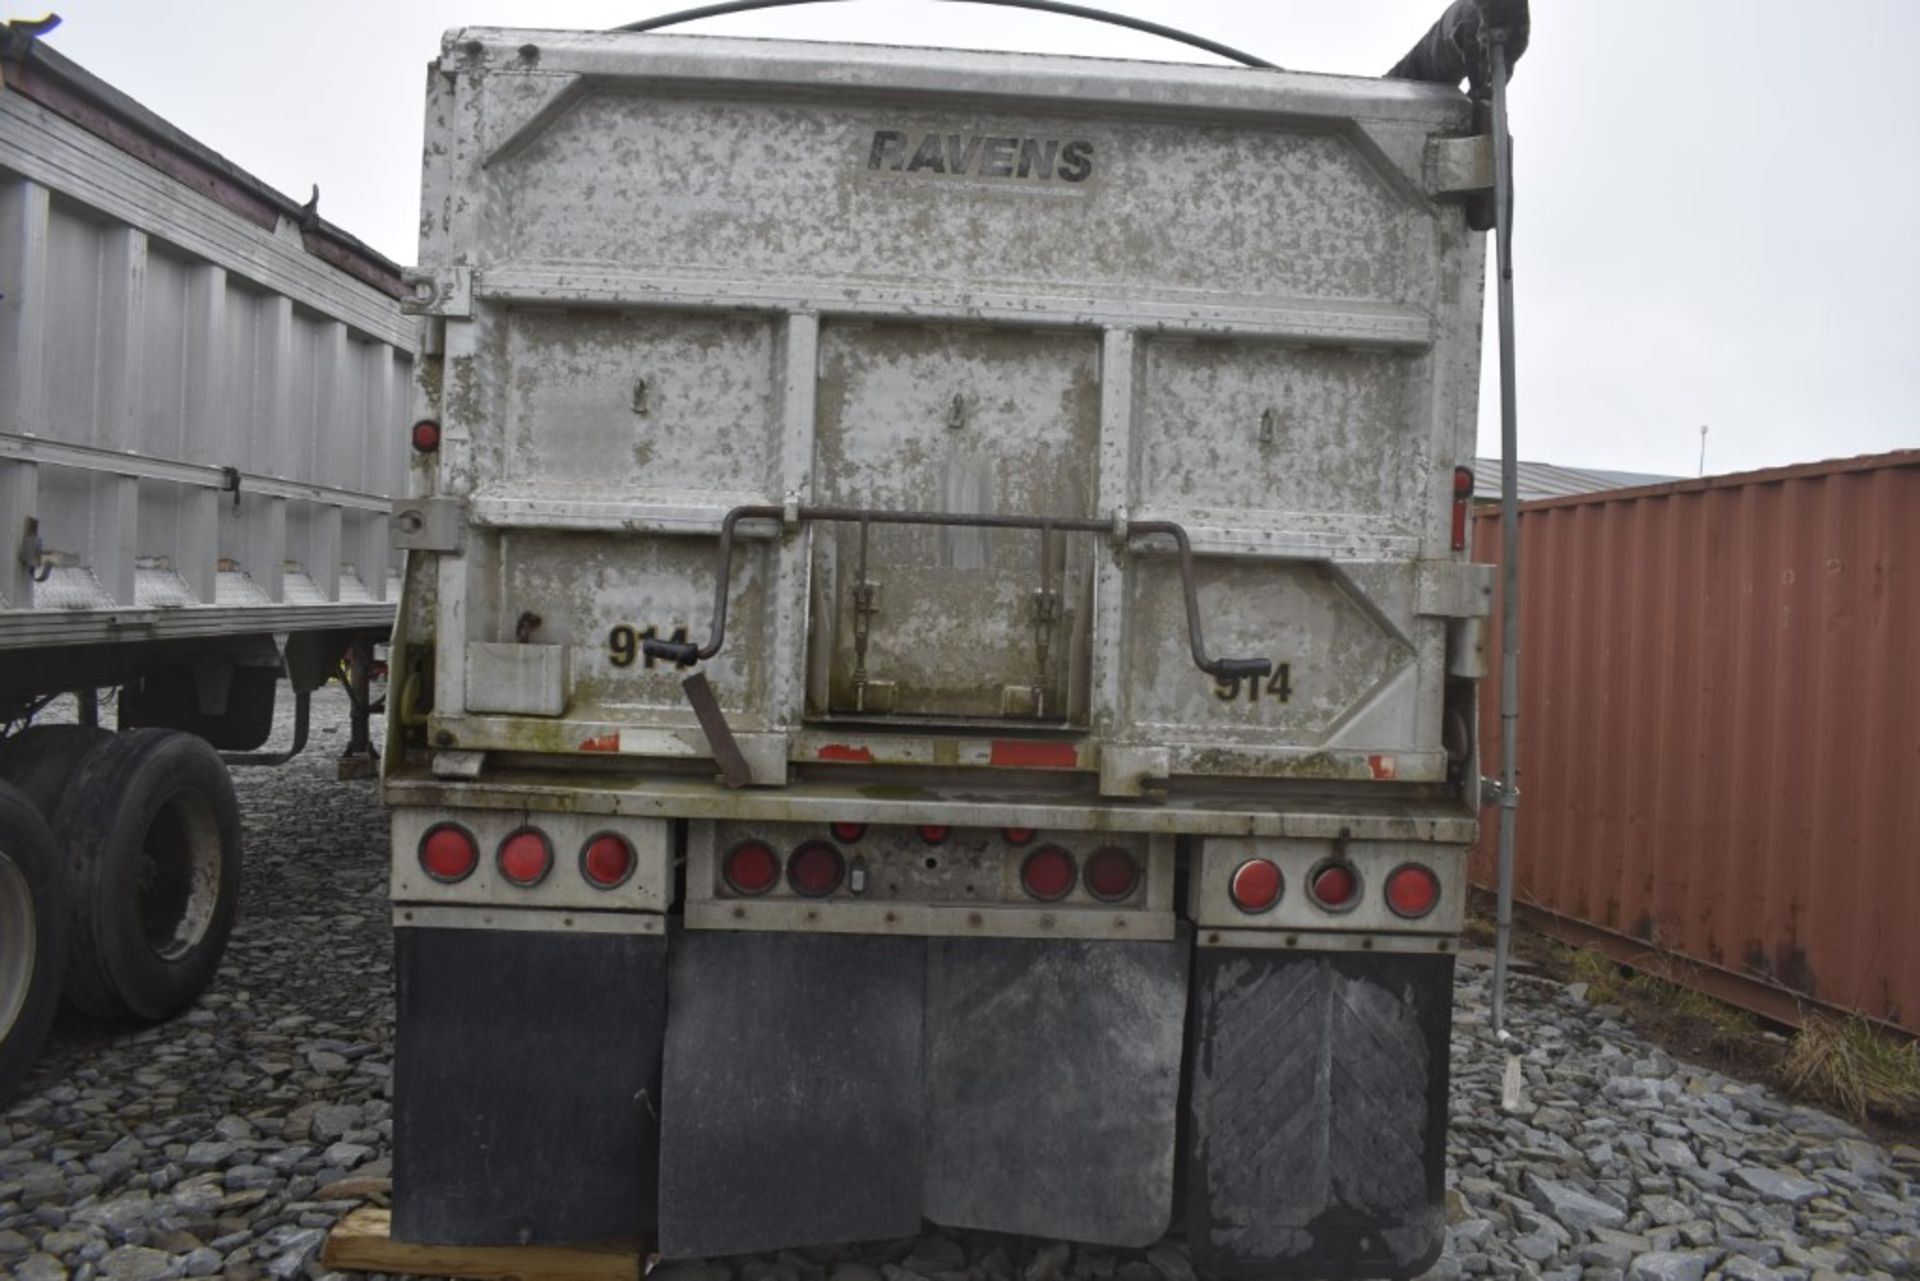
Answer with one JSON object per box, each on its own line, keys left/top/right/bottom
{"left": 1214, "top": 661, "right": 1293, "bottom": 705}
{"left": 609, "top": 624, "right": 696, "bottom": 670}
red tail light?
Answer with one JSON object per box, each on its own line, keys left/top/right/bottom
{"left": 830, "top": 822, "right": 867, "bottom": 843}
{"left": 1003, "top": 827, "right": 1037, "bottom": 846}
{"left": 1310, "top": 863, "right": 1359, "bottom": 911}
{"left": 498, "top": 829, "right": 553, "bottom": 887}
{"left": 1084, "top": 847, "right": 1140, "bottom": 901}
{"left": 1387, "top": 864, "right": 1441, "bottom": 918}
{"left": 419, "top": 823, "right": 477, "bottom": 883}
{"left": 723, "top": 841, "right": 779, "bottom": 895}
{"left": 788, "top": 841, "right": 846, "bottom": 897}
{"left": 1020, "top": 845, "right": 1076, "bottom": 901}
{"left": 1451, "top": 466, "right": 1474, "bottom": 551}
{"left": 1229, "top": 859, "right": 1282, "bottom": 913}
{"left": 411, "top": 419, "right": 441, "bottom": 453}
{"left": 918, "top": 825, "right": 950, "bottom": 845}
{"left": 580, "top": 834, "right": 635, "bottom": 889}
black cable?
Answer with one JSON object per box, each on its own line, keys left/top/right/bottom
{"left": 615, "top": 0, "right": 1277, "bottom": 70}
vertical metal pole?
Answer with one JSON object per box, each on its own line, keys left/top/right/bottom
{"left": 1488, "top": 30, "right": 1522, "bottom": 1038}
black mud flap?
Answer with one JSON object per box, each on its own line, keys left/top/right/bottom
{"left": 924, "top": 932, "right": 1189, "bottom": 1245}
{"left": 1184, "top": 951, "right": 1453, "bottom": 1281}
{"left": 658, "top": 929, "right": 924, "bottom": 1258}
{"left": 392, "top": 926, "right": 666, "bottom": 1245}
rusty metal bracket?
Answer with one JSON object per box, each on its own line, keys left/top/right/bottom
{"left": 680, "top": 670, "right": 754, "bottom": 789}
{"left": 641, "top": 504, "right": 1271, "bottom": 683}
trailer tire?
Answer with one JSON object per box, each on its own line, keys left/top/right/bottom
{"left": 0, "top": 781, "right": 67, "bottom": 1103}
{"left": 0, "top": 724, "right": 115, "bottom": 817}
{"left": 50, "top": 730, "right": 242, "bottom": 1022}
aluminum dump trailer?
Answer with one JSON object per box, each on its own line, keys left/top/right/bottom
{"left": 386, "top": 12, "right": 1511, "bottom": 1277}
{"left": 0, "top": 24, "right": 410, "bottom": 1099}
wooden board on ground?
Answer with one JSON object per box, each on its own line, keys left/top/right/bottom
{"left": 322, "top": 1207, "right": 647, "bottom": 1280}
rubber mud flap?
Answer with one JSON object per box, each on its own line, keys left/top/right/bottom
{"left": 924, "top": 931, "right": 1189, "bottom": 1245}
{"left": 1184, "top": 950, "right": 1453, "bottom": 1280}
{"left": 658, "top": 929, "right": 923, "bottom": 1258}
{"left": 392, "top": 926, "right": 666, "bottom": 1245}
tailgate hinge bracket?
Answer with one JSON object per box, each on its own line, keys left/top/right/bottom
{"left": 400, "top": 265, "right": 473, "bottom": 319}
{"left": 391, "top": 496, "right": 464, "bottom": 553}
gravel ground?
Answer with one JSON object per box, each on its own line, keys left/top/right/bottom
{"left": 3, "top": 688, "right": 1917, "bottom": 1281}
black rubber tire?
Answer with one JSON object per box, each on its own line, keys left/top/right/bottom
{"left": 0, "top": 724, "right": 115, "bottom": 817}
{"left": 0, "top": 780, "right": 67, "bottom": 1103}
{"left": 49, "top": 730, "right": 243, "bottom": 1022}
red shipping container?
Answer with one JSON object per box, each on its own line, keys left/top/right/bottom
{"left": 1472, "top": 450, "right": 1920, "bottom": 1033}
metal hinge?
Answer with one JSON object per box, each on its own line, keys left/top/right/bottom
{"left": 391, "top": 496, "right": 464, "bottom": 553}
{"left": 400, "top": 265, "right": 473, "bottom": 319}
{"left": 1426, "top": 134, "right": 1495, "bottom": 196}
{"left": 1417, "top": 561, "right": 1495, "bottom": 619}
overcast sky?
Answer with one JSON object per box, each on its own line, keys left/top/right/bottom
{"left": 31, "top": 1, "right": 1919, "bottom": 477}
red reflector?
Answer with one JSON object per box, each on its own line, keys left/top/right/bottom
{"left": 498, "top": 829, "right": 553, "bottom": 887}
{"left": 1021, "top": 845, "right": 1076, "bottom": 901}
{"left": 787, "top": 841, "right": 846, "bottom": 897}
{"left": 419, "top": 823, "right": 477, "bottom": 883}
{"left": 1310, "top": 863, "right": 1359, "bottom": 910}
{"left": 1083, "top": 847, "right": 1140, "bottom": 902}
{"left": 723, "top": 841, "right": 779, "bottom": 895}
{"left": 830, "top": 822, "right": 867, "bottom": 843}
{"left": 1003, "top": 827, "right": 1037, "bottom": 846}
{"left": 918, "top": 825, "right": 950, "bottom": 845}
{"left": 411, "top": 419, "right": 441, "bottom": 453}
{"left": 1387, "top": 864, "right": 1441, "bottom": 918}
{"left": 1451, "top": 466, "right": 1474, "bottom": 551}
{"left": 1229, "top": 859, "right": 1282, "bottom": 912}
{"left": 580, "top": 834, "right": 635, "bottom": 889}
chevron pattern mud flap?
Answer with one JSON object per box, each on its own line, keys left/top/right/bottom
{"left": 1184, "top": 950, "right": 1454, "bottom": 1281}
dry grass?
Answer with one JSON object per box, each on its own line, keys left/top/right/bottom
{"left": 1551, "top": 943, "right": 1760, "bottom": 1055}
{"left": 1781, "top": 1016, "right": 1920, "bottom": 1123}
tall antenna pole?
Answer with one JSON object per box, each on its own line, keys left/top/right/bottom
{"left": 1487, "top": 22, "right": 1522, "bottom": 1041}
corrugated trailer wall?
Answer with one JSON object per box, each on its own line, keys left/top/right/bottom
{"left": 1471, "top": 451, "right": 1920, "bottom": 1034}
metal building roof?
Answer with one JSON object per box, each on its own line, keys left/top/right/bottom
{"left": 1471, "top": 459, "right": 1680, "bottom": 504}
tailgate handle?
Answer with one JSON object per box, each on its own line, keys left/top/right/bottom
{"left": 642, "top": 638, "right": 701, "bottom": 666}
{"left": 671, "top": 504, "right": 1265, "bottom": 683}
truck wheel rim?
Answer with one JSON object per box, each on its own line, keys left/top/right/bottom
{"left": 0, "top": 852, "right": 34, "bottom": 1037}
{"left": 137, "top": 789, "right": 221, "bottom": 962}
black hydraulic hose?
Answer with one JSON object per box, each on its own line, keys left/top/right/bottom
{"left": 615, "top": 0, "right": 1277, "bottom": 70}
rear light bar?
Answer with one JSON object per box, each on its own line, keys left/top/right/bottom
{"left": 419, "top": 823, "right": 478, "bottom": 884}
{"left": 1229, "top": 858, "right": 1282, "bottom": 913}
{"left": 1083, "top": 847, "right": 1140, "bottom": 902}
{"left": 1386, "top": 864, "right": 1441, "bottom": 918}
{"left": 498, "top": 829, "right": 553, "bottom": 887}
{"left": 830, "top": 822, "right": 867, "bottom": 843}
{"left": 1003, "top": 827, "right": 1037, "bottom": 846}
{"left": 918, "top": 825, "right": 950, "bottom": 846}
{"left": 1020, "top": 845, "right": 1076, "bottom": 902}
{"left": 788, "top": 841, "right": 846, "bottom": 897}
{"left": 580, "top": 833, "right": 636, "bottom": 889}
{"left": 724, "top": 841, "right": 779, "bottom": 896}
{"left": 1308, "top": 863, "right": 1360, "bottom": 912}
